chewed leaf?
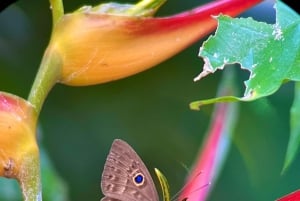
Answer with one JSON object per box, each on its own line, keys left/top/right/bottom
{"left": 191, "top": 1, "right": 300, "bottom": 170}
{"left": 194, "top": 1, "right": 300, "bottom": 103}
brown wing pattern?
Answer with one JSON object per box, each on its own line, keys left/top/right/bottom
{"left": 101, "top": 139, "right": 159, "bottom": 201}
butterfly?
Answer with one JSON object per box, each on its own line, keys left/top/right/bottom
{"left": 100, "top": 139, "right": 170, "bottom": 201}
{"left": 100, "top": 139, "right": 204, "bottom": 201}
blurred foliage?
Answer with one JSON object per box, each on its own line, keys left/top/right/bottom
{"left": 1, "top": 0, "right": 300, "bottom": 201}
{"left": 0, "top": 179, "right": 21, "bottom": 200}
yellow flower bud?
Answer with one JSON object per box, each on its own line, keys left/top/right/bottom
{"left": 0, "top": 92, "right": 38, "bottom": 181}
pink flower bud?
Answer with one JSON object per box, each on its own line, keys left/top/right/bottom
{"left": 46, "top": 0, "right": 262, "bottom": 86}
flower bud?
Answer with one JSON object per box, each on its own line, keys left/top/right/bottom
{"left": 46, "top": 0, "right": 262, "bottom": 86}
{"left": 0, "top": 92, "right": 38, "bottom": 182}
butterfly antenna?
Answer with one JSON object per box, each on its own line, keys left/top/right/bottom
{"left": 171, "top": 182, "right": 211, "bottom": 201}
{"left": 170, "top": 160, "right": 199, "bottom": 199}
{"left": 170, "top": 171, "right": 210, "bottom": 201}
{"left": 177, "top": 161, "right": 190, "bottom": 173}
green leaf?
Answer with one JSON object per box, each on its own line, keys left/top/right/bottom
{"left": 191, "top": 1, "right": 300, "bottom": 170}
{"left": 192, "top": 0, "right": 300, "bottom": 109}
{"left": 283, "top": 82, "right": 300, "bottom": 173}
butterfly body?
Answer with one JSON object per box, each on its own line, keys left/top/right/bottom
{"left": 101, "top": 139, "right": 159, "bottom": 201}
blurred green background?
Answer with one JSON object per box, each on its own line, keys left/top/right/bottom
{"left": 1, "top": 0, "right": 299, "bottom": 200}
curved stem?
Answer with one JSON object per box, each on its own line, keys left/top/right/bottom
{"left": 28, "top": 48, "right": 62, "bottom": 116}
{"left": 49, "top": 0, "right": 64, "bottom": 27}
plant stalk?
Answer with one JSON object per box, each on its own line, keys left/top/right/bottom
{"left": 19, "top": 152, "right": 42, "bottom": 201}
{"left": 49, "top": 0, "right": 64, "bottom": 27}
{"left": 28, "top": 48, "right": 61, "bottom": 116}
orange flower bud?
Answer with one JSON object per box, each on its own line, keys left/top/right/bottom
{"left": 0, "top": 92, "right": 38, "bottom": 183}
{"left": 46, "top": 0, "right": 262, "bottom": 86}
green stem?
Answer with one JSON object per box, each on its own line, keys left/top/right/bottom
{"left": 49, "top": 0, "right": 64, "bottom": 27}
{"left": 20, "top": 1, "right": 63, "bottom": 201}
{"left": 19, "top": 152, "right": 42, "bottom": 201}
{"left": 28, "top": 48, "right": 62, "bottom": 116}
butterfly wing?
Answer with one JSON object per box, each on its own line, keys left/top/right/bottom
{"left": 101, "top": 139, "right": 159, "bottom": 201}
{"left": 101, "top": 197, "right": 120, "bottom": 201}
